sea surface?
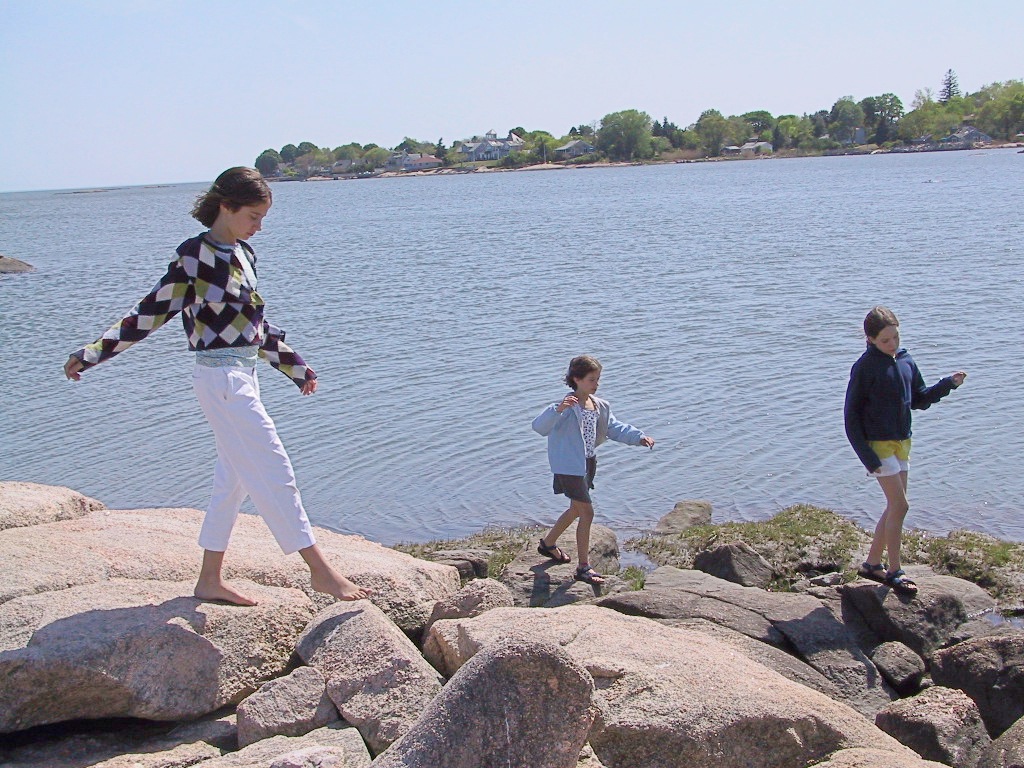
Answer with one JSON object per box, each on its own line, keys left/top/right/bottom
{"left": 1, "top": 150, "right": 1021, "bottom": 546}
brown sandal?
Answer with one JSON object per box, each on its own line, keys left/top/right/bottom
{"left": 537, "top": 538, "right": 571, "bottom": 563}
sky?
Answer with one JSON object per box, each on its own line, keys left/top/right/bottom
{"left": 1, "top": 0, "right": 1021, "bottom": 192}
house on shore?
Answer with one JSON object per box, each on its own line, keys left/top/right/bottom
{"left": 940, "top": 126, "right": 993, "bottom": 146}
{"left": 740, "top": 140, "right": 773, "bottom": 157}
{"left": 386, "top": 151, "right": 443, "bottom": 171}
{"left": 453, "top": 130, "right": 524, "bottom": 162}
{"left": 553, "top": 139, "right": 596, "bottom": 159}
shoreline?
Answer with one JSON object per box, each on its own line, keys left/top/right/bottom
{"left": 392, "top": 502, "right": 1024, "bottom": 612}
{"left": 266, "top": 142, "right": 1024, "bottom": 184}
{"left": 4, "top": 144, "right": 1018, "bottom": 195}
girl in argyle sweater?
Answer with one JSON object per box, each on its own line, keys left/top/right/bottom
{"left": 64, "top": 167, "right": 369, "bottom": 606}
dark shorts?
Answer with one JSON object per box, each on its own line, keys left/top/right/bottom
{"left": 553, "top": 456, "right": 597, "bottom": 503}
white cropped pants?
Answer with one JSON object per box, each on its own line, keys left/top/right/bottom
{"left": 192, "top": 364, "right": 316, "bottom": 555}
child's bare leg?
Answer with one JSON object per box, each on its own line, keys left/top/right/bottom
{"left": 876, "top": 472, "right": 910, "bottom": 572}
{"left": 543, "top": 505, "right": 581, "bottom": 549}
{"left": 866, "top": 512, "right": 889, "bottom": 566}
{"left": 573, "top": 500, "right": 596, "bottom": 568}
{"left": 300, "top": 544, "right": 370, "bottom": 601}
{"left": 194, "top": 549, "right": 258, "bottom": 606}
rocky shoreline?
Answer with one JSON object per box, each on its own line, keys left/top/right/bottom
{"left": 1, "top": 481, "right": 1022, "bottom": 768}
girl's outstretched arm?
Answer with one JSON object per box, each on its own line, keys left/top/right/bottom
{"left": 607, "top": 411, "right": 647, "bottom": 446}
{"left": 909, "top": 358, "right": 960, "bottom": 410}
{"left": 66, "top": 257, "right": 193, "bottom": 375}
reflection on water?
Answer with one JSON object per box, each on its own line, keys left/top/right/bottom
{"left": 1, "top": 150, "right": 1021, "bottom": 545}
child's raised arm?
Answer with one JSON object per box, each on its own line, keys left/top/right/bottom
{"left": 65, "top": 256, "right": 193, "bottom": 377}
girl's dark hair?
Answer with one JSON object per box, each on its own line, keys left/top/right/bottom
{"left": 864, "top": 305, "right": 900, "bottom": 338}
{"left": 564, "top": 355, "right": 602, "bottom": 388}
{"left": 191, "top": 167, "right": 272, "bottom": 227}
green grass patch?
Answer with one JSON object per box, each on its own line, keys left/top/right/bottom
{"left": 619, "top": 565, "right": 646, "bottom": 590}
{"left": 393, "top": 525, "right": 544, "bottom": 580}
{"left": 902, "top": 528, "right": 1024, "bottom": 598}
{"left": 626, "top": 504, "right": 866, "bottom": 589}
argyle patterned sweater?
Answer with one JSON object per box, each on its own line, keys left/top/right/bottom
{"left": 71, "top": 234, "right": 315, "bottom": 388}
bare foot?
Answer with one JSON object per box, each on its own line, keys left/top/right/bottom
{"left": 193, "top": 580, "right": 258, "bottom": 606}
{"left": 310, "top": 568, "right": 371, "bottom": 601}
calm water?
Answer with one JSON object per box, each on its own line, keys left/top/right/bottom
{"left": 1, "top": 151, "right": 1021, "bottom": 546}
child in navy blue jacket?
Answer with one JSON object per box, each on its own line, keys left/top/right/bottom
{"left": 844, "top": 306, "right": 966, "bottom": 594}
{"left": 532, "top": 355, "right": 654, "bottom": 585}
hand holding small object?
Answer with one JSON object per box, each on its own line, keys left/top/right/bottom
{"left": 556, "top": 395, "right": 578, "bottom": 413}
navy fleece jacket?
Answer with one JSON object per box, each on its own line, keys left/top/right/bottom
{"left": 844, "top": 343, "right": 956, "bottom": 472}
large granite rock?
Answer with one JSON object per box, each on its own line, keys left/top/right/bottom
{"left": 420, "top": 548, "right": 492, "bottom": 580}
{"left": 598, "top": 567, "right": 787, "bottom": 645}
{"left": 372, "top": 637, "right": 595, "bottom": 768}
{"left": 424, "top": 605, "right": 917, "bottom": 768}
{"left": 422, "top": 577, "right": 514, "bottom": 636}
{"left": 0, "top": 579, "right": 313, "bottom": 732}
{"left": 498, "top": 521, "right": 626, "bottom": 607}
{"left": 665, "top": 617, "right": 843, "bottom": 699}
{"left": 693, "top": 541, "right": 775, "bottom": 587}
{"left": 0, "top": 711, "right": 236, "bottom": 768}
{"left": 979, "top": 714, "right": 1024, "bottom": 768}
{"left": 874, "top": 686, "right": 991, "bottom": 768}
{"left": 296, "top": 601, "right": 443, "bottom": 755}
{"left": 840, "top": 566, "right": 997, "bottom": 657}
{"left": 186, "top": 723, "right": 371, "bottom": 768}
{"left": 599, "top": 566, "right": 894, "bottom": 717}
{"left": 236, "top": 666, "right": 339, "bottom": 748}
{"left": 0, "top": 481, "right": 104, "bottom": 530}
{"left": 870, "top": 641, "right": 926, "bottom": 695}
{"left": 931, "top": 632, "right": 1024, "bottom": 738}
{"left": 0, "top": 504, "right": 460, "bottom": 637}
{"left": 654, "top": 499, "right": 712, "bottom": 534}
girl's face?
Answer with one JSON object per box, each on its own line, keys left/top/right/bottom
{"left": 869, "top": 325, "right": 900, "bottom": 357}
{"left": 573, "top": 370, "right": 601, "bottom": 396}
{"left": 217, "top": 201, "right": 271, "bottom": 242}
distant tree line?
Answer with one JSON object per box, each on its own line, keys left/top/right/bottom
{"left": 255, "top": 72, "right": 1024, "bottom": 175}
